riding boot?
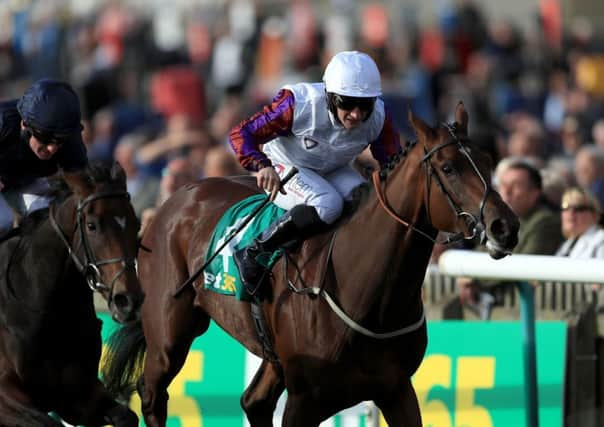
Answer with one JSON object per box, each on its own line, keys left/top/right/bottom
{"left": 234, "top": 204, "right": 324, "bottom": 297}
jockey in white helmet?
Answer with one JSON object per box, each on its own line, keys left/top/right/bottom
{"left": 229, "top": 50, "right": 401, "bottom": 297}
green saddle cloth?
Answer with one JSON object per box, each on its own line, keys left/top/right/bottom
{"left": 203, "top": 194, "right": 286, "bottom": 300}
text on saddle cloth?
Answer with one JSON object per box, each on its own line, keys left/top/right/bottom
{"left": 203, "top": 194, "right": 286, "bottom": 300}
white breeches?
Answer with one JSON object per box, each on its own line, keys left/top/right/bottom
{"left": 271, "top": 163, "right": 365, "bottom": 224}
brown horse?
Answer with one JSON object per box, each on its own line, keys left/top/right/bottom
{"left": 0, "top": 163, "right": 143, "bottom": 426}
{"left": 103, "top": 104, "right": 519, "bottom": 426}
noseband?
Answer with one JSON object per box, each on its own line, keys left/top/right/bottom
{"left": 50, "top": 190, "right": 136, "bottom": 302}
{"left": 373, "top": 123, "right": 491, "bottom": 245}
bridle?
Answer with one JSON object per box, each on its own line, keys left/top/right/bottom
{"left": 49, "top": 189, "right": 137, "bottom": 305}
{"left": 373, "top": 122, "right": 491, "bottom": 245}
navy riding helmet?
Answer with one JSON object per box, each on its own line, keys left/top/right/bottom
{"left": 17, "top": 79, "right": 84, "bottom": 137}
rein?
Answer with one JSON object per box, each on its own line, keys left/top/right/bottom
{"left": 49, "top": 190, "right": 136, "bottom": 302}
{"left": 372, "top": 169, "right": 461, "bottom": 245}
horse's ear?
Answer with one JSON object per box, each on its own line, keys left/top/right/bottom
{"left": 454, "top": 101, "right": 468, "bottom": 134}
{"left": 111, "top": 162, "right": 127, "bottom": 188}
{"left": 408, "top": 107, "right": 434, "bottom": 141}
{"left": 63, "top": 169, "right": 93, "bottom": 197}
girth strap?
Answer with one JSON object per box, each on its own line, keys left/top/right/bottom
{"left": 250, "top": 299, "right": 278, "bottom": 362}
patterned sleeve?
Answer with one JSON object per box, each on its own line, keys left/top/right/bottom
{"left": 368, "top": 110, "right": 402, "bottom": 169}
{"left": 229, "top": 89, "right": 295, "bottom": 172}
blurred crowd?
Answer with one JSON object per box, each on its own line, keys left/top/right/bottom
{"left": 2, "top": 0, "right": 604, "bottom": 239}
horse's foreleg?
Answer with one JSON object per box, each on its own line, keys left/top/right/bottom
{"left": 140, "top": 337, "right": 196, "bottom": 427}
{"left": 241, "top": 360, "right": 284, "bottom": 427}
{"left": 140, "top": 300, "right": 209, "bottom": 427}
{"left": 374, "top": 378, "right": 422, "bottom": 427}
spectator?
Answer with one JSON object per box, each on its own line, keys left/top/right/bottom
{"left": 556, "top": 187, "right": 604, "bottom": 258}
{"left": 554, "top": 186, "right": 604, "bottom": 297}
{"left": 140, "top": 156, "right": 198, "bottom": 235}
{"left": 203, "top": 145, "right": 245, "bottom": 178}
{"left": 112, "top": 134, "right": 159, "bottom": 219}
{"left": 135, "top": 113, "right": 211, "bottom": 176}
{"left": 560, "top": 115, "right": 585, "bottom": 158}
{"left": 573, "top": 144, "right": 604, "bottom": 208}
{"left": 444, "top": 157, "right": 563, "bottom": 319}
{"left": 86, "top": 107, "right": 115, "bottom": 166}
{"left": 156, "top": 156, "right": 199, "bottom": 205}
{"left": 541, "top": 163, "right": 572, "bottom": 208}
{"left": 505, "top": 114, "right": 546, "bottom": 164}
{"left": 495, "top": 157, "right": 563, "bottom": 253}
{"left": 208, "top": 93, "right": 246, "bottom": 146}
{"left": 592, "top": 119, "right": 604, "bottom": 149}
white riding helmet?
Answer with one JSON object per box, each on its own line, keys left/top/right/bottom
{"left": 323, "top": 51, "right": 382, "bottom": 98}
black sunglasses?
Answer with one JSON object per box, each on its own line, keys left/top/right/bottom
{"left": 561, "top": 204, "right": 594, "bottom": 213}
{"left": 26, "top": 125, "right": 69, "bottom": 147}
{"left": 332, "top": 94, "right": 376, "bottom": 112}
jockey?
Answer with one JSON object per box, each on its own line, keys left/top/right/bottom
{"left": 229, "top": 50, "right": 401, "bottom": 294}
{"left": 0, "top": 78, "right": 88, "bottom": 231}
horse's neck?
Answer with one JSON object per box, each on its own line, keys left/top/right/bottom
{"left": 332, "top": 156, "right": 434, "bottom": 324}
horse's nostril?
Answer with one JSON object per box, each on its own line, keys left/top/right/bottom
{"left": 113, "top": 293, "right": 132, "bottom": 312}
{"left": 489, "top": 218, "right": 511, "bottom": 243}
{"left": 489, "top": 217, "right": 519, "bottom": 247}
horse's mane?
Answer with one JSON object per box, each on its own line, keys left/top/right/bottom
{"left": 343, "top": 140, "right": 417, "bottom": 218}
{"left": 49, "top": 163, "right": 119, "bottom": 199}
{"left": 379, "top": 140, "right": 416, "bottom": 178}
{"left": 85, "top": 162, "right": 122, "bottom": 186}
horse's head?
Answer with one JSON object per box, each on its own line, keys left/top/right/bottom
{"left": 408, "top": 103, "right": 519, "bottom": 259}
{"left": 61, "top": 162, "right": 144, "bottom": 323}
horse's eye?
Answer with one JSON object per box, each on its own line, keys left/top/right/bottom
{"left": 87, "top": 222, "right": 97, "bottom": 231}
{"left": 441, "top": 164, "right": 454, "bottom": 175}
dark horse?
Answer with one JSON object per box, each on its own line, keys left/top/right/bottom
{"left": 103, "top": 104, "right": 519, "bottom": 426}
{"left": 0, "top": 163, "right": 143, "bottom": 426}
